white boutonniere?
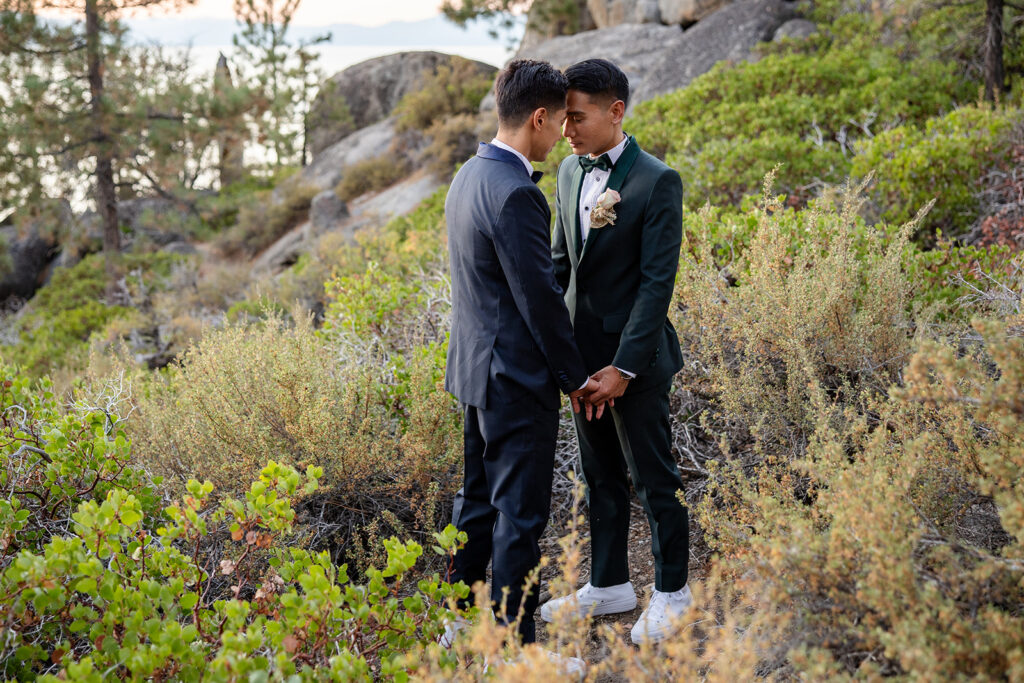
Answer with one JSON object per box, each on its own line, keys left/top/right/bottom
{"left": 590, "top": 189, "right": 620, "bottom": 229}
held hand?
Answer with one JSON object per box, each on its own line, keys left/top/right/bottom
{"left": 569, "top": 377, "right": 600, "bottom": 415}
{"left": 587, "top": 365, "right": 630, "bottom": 409}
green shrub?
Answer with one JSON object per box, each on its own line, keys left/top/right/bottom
{"left": 851, "top": 105, "right": 1017, "bottom": 241}
{"left": 393, "top": 57, "right": 492, "bottom": 133}
{"left": 0, "top": 363, "right": 161, "bottom": 562}
{"left": 217, "top": 180, "right": 318, "bottom": 257}
{"left": 0, "top": 458, "right": 473, "bottom": 681}
{"left": 2, "top": 252, "right": 184, "bottom": 379}
{"left": 629, "top": 43, "right": 972, "bottom": 209}
{"left": 129, "top": 312, "right": 461, "bottom": 570}
{"left": 334, "top": 155, "right": 410, "bottom": 202}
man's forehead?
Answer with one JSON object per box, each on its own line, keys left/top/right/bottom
{"left": 567, "top": 90, "right": 611, "bottom": 111}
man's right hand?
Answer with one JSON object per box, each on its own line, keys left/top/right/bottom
{"left": 569, "top": 376, "right": 613, "bottom": 421}
{"left": 569, "top": 377, "right": 600, "bottom": 417}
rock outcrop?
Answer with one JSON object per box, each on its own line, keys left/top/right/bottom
{"left": 307, "top": 52, "right": 496, "bottom": 158}
{"left": 632, "top": 0, "right": 797, "bottom": 103}
{"left": 0, "top": 224, "right": 60, "bottom": 303}
{"left": 773, "top": 18, "right": 818, "bottom": 40}
{"left": 587, "top": 0, "right": 662, "bottom": 27}
{"left": 658, "top": 0, "right": 732, "bottom": 24}
{"left": 513, "top": 22, "right": 685, "bottom": 105}
{"left": 516, "top": 0, "right": 796, "bottom": 110}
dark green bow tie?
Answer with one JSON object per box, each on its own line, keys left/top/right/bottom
{"left": 579, "top": 153, "right": 613, "bottom": 174}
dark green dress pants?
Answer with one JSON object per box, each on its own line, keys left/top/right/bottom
{"left": 573, "top": 378, "right": 689, "bottom": 592}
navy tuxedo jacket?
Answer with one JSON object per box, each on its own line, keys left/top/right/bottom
{"left": 445, "top": 143, "right": 588, "bottom": 410}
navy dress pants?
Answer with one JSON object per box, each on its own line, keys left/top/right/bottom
{"left": 450, "top": 395, "right": 558, "bottom": 644}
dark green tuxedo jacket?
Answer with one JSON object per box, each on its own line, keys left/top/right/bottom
{"left": 552, "top": 136, "right": 684, "bottom": 395}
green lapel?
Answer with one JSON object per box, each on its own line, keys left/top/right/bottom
{"left": 579, "top": 135, "right": 640, "bottom": 265}
{"left": 568, "top": 162, "right": 585, "bottom": 258}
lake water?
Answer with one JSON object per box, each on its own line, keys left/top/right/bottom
{"left": 185, "top": 43, "right": 512, "bottom": 75}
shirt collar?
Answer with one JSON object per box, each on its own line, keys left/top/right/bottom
{"left": 584, "top": 133, "right": 629, "bottom": 166}
{"left": 490, "top": 138, "right": 533, "bottom": 177}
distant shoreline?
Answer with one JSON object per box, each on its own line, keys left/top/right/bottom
{"left": 178, "top": 43, "right": 511, "bottom": 75}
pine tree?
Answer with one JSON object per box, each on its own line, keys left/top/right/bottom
{"left": 0, "top": 1, "right": 246, "bottom": 293}
{"left": 231, "top": 0, "right": 329, "bottom": 169}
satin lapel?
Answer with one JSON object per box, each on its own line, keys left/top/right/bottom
{"left": 578, "top": 137, "right": 641, "bottom": 266}
{"left": 567, "top": 162, "right": 585, "bottom": 258}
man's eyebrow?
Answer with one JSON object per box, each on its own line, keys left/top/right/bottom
{"left": 567, "top": 109, "right": 585, "bottom": 115}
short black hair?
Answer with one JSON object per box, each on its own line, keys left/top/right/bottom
{"left": 564, "top": 59, "right": 630, "bottom": 108}
{"left": 494, "top": 59, "right": 568, "bottom": 127}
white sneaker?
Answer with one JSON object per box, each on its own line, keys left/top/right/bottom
{"left": 540, "top": 581, "right": 638, "bottom": 623}
{"left": 630, "top": 584, "right": 693, "bottom": 645}
{"left": 439, "top": 615, "right": 469, "bottom": 648}
{"left": 487, "top": 649, "right": 587, "bottom": 678}
{"left": 543, "top": 649, "right": 587, "bottom": 677}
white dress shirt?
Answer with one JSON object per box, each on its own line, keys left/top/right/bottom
{"left": 490, "top": 138, "right": 534, "bottom": 177}
{"left": 576, "top": 135, "right": 636, "bottom": 380}
{"left": 578, "top": 134, "right": 629, "bottom": 243}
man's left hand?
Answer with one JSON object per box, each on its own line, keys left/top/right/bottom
{"left": 587, "top": 365, "right": 630, "bottom": 408}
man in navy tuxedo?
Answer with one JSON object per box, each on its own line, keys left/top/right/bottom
{"left": 444, "top": 59, "right": 601, "bottom": 647}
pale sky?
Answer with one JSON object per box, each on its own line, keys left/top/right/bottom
{"left": 152, "top": 0, "right": 446, "bottom": 26}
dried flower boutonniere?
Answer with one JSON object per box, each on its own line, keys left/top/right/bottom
{"left": 590, "top": 189, "right": 620, "bottom": 229}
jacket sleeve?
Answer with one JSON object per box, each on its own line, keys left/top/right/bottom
{"left": 612, "top": 168, "right": 683, "bottom": 374}
{"left": 551, "top": 163, "right": 572, "bottom": 293}
{"left": 492, "top": 184, "right": 588, "bottom": 394}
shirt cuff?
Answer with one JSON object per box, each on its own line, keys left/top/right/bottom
{"left": 614, "top": 366, "right": 636, "bottom": 379}
{"left": 577, "top": 378, "right": 590, "bottom": 392}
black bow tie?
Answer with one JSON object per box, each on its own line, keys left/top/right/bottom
{"left": 579, "top": 153, "right": 613, "bottom": 174}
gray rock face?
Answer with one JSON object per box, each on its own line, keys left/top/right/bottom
{"left": 308, "top": 52, "right": 496, "bottom": 158}
{"left": 117, "top": 197, "right": 191, "bottom": 246}
{"left": 0, "top": 225, "right": 59, "bottom": 302}
{"left": 659, "top": 0, "right": 731, "bottom": 24}
{"left": 253, "top": 172, "right": 442, "bottom": 275}
{"left": 587, "top": 0, "right": 662, "bottom": 27}
{"left": 309, "top": 190, "right": 349, "bottom": 235}
{"left": 773, "top": 18, "right": 817, "bottom": 40}
{"left": 514, "top": 23, "right": 685, "bottom": 102}
{"left": 631, "top": 0, "right": 798, "bottom": 104}
{"left": 281, "top": 117, "right": 400, "bottom": 199}
{"left": 516, "top": 0, "right": 795, "bottom": 112}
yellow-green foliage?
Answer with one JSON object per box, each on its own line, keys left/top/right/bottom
{"left": 128, "top": 309, "right": 461, "bottom": 569}
{"left": 334, "top": 155, "right": 410, "bottom": 202}
{"left": 852, "top": 105, "right": 1017, "bottom": 241}
{"left": 2, "top": 252, "right": 184, "bottom": 379}
{"left": 629, "top": 42, "right": 970, "bottom": 209}
{"left": 678, "top": 180, "right": 1024, "bottom": 678}
{"left": 675, "top": 176, "right": 918, "bottom": 445}
{"left": 218, "top": 179, "right": 318, "bottom": 257}
{"left": 393, "top": 57, "right": 492, "bottom": 133}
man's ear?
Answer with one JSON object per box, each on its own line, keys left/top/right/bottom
{"left": 531, "top": 107, "right": 547, "bottom": 131}
{"left": 609, "top": 99, "right": 626, "bottom": 125}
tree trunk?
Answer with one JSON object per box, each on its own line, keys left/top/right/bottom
{"left": 984, "top": 0, "right": 1005, "bottom": 102}
{"left": 86, "top": 0, "right": 120, "bottom": 294}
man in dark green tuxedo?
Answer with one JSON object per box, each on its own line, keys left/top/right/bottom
{"left": 539, "top": 58, "right": 691, "bottom": 645}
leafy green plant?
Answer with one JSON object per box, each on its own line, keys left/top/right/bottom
{"left": 851, "top": 105, "right": 1017, "bottom": 241}
{"left": 0, "top": 458, "right": 473, "bottom": 680}
{"left": 629, "top": 42, "right": 972, "bottom": 209}
{"left": 2, "top": 252, "right": 184, "bottom": 379}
